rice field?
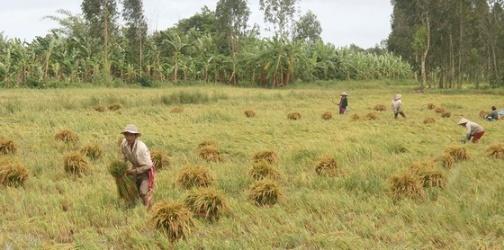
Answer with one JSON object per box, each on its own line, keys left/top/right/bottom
{"left": 0, "top": 82, "right": 503, "bottom": 249}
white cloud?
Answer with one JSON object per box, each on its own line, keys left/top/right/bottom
{"left": 0, "top": 0, "right": 392, "bottom": 48}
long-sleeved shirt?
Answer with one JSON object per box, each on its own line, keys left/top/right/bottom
{"left": 339, "top": 97, "right": 348, "bottom": 108}
{"left": 391, "top": 99, "right": 402, "bottom": 113}
{"left": 488, "top": 110, "right": 499, "bottom": 120}
{"left": 121, "top": 139, "right": 153, "bottom": 174}
{"left": 465, "top": 121, "right": 484, "bottom": 138}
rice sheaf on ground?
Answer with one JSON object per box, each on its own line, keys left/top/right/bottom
{"left": 0, "top": 81, "right": 503, "bottom": 249}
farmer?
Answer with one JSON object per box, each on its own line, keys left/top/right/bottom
{"left": 337, "top": 92, "right": 349, "bottom": 114}
{"left": 457, "top": 118, "right": 485, "bottom": 143}
{"left": 391, "top": 94, "right": 406, "bottom": 119}
{"left": 486, "top": 106, "right": 499, "bottom": 121}
{"left": 120, "top": 124, "right": 155, "bottom": 208}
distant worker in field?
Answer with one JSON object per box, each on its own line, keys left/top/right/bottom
{"left": 120, "top": 124, "right": 155, "bottom": 208}
{"left": 486, "top": 106, "right": 499, "bottom": 121}
{"left": 457, "top": 118, "right": 485, "bottom": 143}
{"left": 337, "top": 92, "right": 349, "bottom": 114}
{"left": 391, "top": 94, "right": 406, "bottom": 119}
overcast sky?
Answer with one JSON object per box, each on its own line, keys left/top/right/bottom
{"left": 0, "top": 0, "right": 392, "bottom": 48}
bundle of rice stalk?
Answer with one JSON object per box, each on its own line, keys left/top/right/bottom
{"left": 322, "top": 112, "right": 333, "bottom": 120}
{"left": 108, "top": 104, "right": 121, "bottom": 111}
{"left": 479, "top": 110, "right": 488, "bottom": 119}
{"left": 108, "top": 161, "right": 138, "bottom": 204}
{"left": 176, "top": 165, "right": 214, "bottom": 189}
{"left": 244, "top": 110, "right": 256, "bottom": 118}
{"left": 249, "top": 161, "right": 281, "bottom": 181}
{"left": 287, "top": 112, "right": 301, "bottom": 120}
{"left": 55, "top": 129, "right": 79, "bottom": 144}
{"left": 151, "top": 201, "right": 194, "bottom": 242}
{"left": 419, "top": 169, "right": 446, "bottom": 188}
{"left": 434, "top": 107, "right": 445, "bottom": 114}
{"left": 248, "top": 179, "right": 282, "bottom": 206}
{"left": 427, "top": 103, "right": 436, "bottom": 110}
{"left": 198, "top": 141, "right": 217, "bottom": 149}
{"left": 441, "top": 111, "right": 451, "bottom": 118}
{"left": 423, "top": 118, "right": 436, "bottom": 124}
{"left": 199, "top": 146, "right": 222, "bottom": 163}
{"left": 0, "top": 139, "right": 17, "bottom": 155}
{"left": 408, "top": 161, "right": 446, "bottom": 188}
{"left": 374, "top": 104, "right": 386, "bottom": 112}
{"left": 80, "top": 143, "right": 103, "bottom": 160}
{"left": 436, "top": 153, "right": 455, "bottom": 169}
{"left": 0, "top": 160, "right": 29, "bottom": 187}
{"left": 487, "top": 144, "right": 504, "bottom": 160}
{"left": 445, "top": 146, "right": 470, "bottom": 161}
{"left": 252, "top": 151, "right": 278, "bottom": 165}
{"left": 151, "top": 150, "right": 170, "bottom": 170}
{"left": 184, "top": 188, "right": 229, "bottom": 222}
{"left": 366, "top": 112, "right": 378, "bottom": 120}
{"left": 389, "top": 172, "right": 426, "bottom": 201}
{"left": 170, "top": 107, "right": 184, "bottom": 113}
{"left": 315, "top": 157, "right": 342, "bottom": 177}
{"left": 351, "top": 114, "right": 360, "bottom": 121}
{"left": 94, "top": 106, "right": 105, "bottom": 112}
{"left": 63, "top": 151, "right": 90, "bottom": 177}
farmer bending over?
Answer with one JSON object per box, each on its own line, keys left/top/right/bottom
{"left": 457, "top": 118, "right": 485, "bottom": 143}
{"left": 337, "top": 92, "right": 349, "bottom": 114}
{"left": 120, "top": 124, "right": 155, "bottom": 208}
{"left": 486, "top": 106, "right": 499, "bottom": 121}
{"left": 391, "top": 94, "right": 406, "bottom": 119}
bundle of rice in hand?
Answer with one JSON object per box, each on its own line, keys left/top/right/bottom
{"left": 108, "top": 160, "right": 138, "bottom": 205}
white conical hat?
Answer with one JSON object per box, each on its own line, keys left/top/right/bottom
{"left": 457, "top": 118, "right": 469, "bottom": 125}
{"left": 394, "top": 94, "right": 402, "bottom": 100}
{"left": 341, "top": 92, "right": 348, "bottom": 96}
{"left": 121, "top": 124, "right": 141, "bottom": 134}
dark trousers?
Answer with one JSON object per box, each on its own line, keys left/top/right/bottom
{"left": 394, "top": 112, "right": 406, "bottom": 119}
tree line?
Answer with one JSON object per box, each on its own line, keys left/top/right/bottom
{"left": 388, "top": 0, "right": 504, "bottom": 89}
{"left": 1, "top": 0, "right": 413, "bottom": 88}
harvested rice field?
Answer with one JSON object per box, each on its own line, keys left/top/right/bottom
{"left": 0, "top": 83, "right": 503, "bottom": 249}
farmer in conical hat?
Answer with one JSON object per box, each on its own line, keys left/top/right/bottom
{"left": 457, "top": 118, "right": 485, "bottom": 143}
{"left": 120, "top": 124, "right": 155, "bottom": 208}
{"left": 337, "top": 92, "right": 349, "bottom": 114}
{"left": 391, "top": 94, "right": 406, "bottom": 119}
